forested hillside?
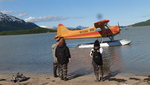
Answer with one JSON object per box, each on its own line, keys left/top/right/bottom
{"left": 129, "top": 19, "right": 150, "bottom": 27}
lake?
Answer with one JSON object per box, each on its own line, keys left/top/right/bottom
{"left": 0, "top": 26, "right": 150, "bottom": 76}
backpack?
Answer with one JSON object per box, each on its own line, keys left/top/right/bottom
{"left": 11, "top": 73, "right": 30, "bottom": 83}
{"left": 56, "top": 46, "right": 68, "bottom": 64}
{"left": 92, "top": 48, "right": 102, "bottom": 65}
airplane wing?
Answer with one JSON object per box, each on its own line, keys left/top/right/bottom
{"left": 94, "top": 20, "right": 109, "bottom": 30}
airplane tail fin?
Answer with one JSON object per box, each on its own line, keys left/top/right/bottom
{"left": 55, "top": 24, "right": 70, "bottom": 39}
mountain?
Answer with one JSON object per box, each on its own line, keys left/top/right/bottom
{"left": 76, "top": 25, "right": 88, "bottom": 29}
{"left": 129, "top": 19, "right": 150, "bottom": 27}
{"left": 0, "top": 12, "right": 39, "bottom": 32}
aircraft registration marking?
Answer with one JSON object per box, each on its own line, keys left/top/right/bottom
{"left": 80, "top": 30, "right": 88, "bottom": 33}
{"left": 62, "top": 29, "right": 66, "bottom": 31}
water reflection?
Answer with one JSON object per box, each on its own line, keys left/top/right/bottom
{"left": 103, "top": 47, "right": 122, "bottom": 75}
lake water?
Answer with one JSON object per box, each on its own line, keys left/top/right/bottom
{"left": 0, "top": 26, "right": 150, "bottom": 76}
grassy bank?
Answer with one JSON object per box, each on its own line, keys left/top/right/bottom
{"left": 0, "top": 27, "right": 56, "bottom": 36}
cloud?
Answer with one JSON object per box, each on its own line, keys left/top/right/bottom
{"left": 1, "top": 11, "right": 17, "bottom": 14}
{"left": 17, "top": 12, "right": 28, "bottom": 17}
{"left": 1, "top": 11, "right": 28, "bottom": 17}
{"left": 24, "top": 16, "right": 69, "bottom": 23}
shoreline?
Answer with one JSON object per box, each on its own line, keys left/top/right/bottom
{"left": 0, "top": 32, "right": 55, "bottom": 37}
{"left": 0, "top": 73, "right": 150, "bottom": 85}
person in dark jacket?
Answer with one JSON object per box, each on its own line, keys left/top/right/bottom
{"left": 55, "top": 38, "right": 71, "bottom": 81}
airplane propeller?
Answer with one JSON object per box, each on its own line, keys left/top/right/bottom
{"left": 97, "top": 14, "right": 103, "bottom": 20}
{"left": 118, "top": 22, "right": 120, "bottom": 28}
{"left": 118, "top": 22, "right": 121, "bottom": 35}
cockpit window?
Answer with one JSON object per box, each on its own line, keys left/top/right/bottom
{"left": 90, "top": 28, "right": 94, "bottom": 31}
{"left": 96, "top": 28, "right": 101, "bottom": 31}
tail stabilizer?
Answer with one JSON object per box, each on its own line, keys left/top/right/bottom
{"left": 55, "top": 24, "right": 70, "bottom": 39}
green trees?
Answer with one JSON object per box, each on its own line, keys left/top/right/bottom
{"left": 0, "top": 27, "right": 56, "bottom": 36}
{"left": 130, "top": 19, "right": 150, "bottom": 27}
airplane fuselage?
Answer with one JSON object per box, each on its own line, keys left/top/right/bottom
{"left": 55, "top": 20, "right": 121, "bottom": 40}
{"left": 56, "top": 25, "right": 120, "bottom": 39}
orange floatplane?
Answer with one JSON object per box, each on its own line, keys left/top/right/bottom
{"left": 55, "top": 20, "right": 120, "bottom": 41}
{"left": 55, "top": 20, "right": 131, "bottom": 48}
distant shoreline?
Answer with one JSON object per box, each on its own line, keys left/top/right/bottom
{"left": 0, "top": 32, "right": 56, "bottom": 37}
{"left": 0, "top": 27, "right": 57, "bottom": 37}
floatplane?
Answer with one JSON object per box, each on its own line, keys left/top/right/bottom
{"left": 55, "top": 20, "right": 131, "bottom": 48}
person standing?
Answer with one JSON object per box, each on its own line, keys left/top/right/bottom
{"left": 51, "top": 40, "right": 60, "bottom": 77}
{"left": 55, "top": 38, "right": 71, "bottom": 81}
{"left": 90, "top": 40, "right": 104, "bottom": 82}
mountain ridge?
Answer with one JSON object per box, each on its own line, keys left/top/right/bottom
{"left": 129, "top": 19, "right": 150, "bottom": 27}
{"left": 0, "top": 12, "right": 39, "bottom": 32}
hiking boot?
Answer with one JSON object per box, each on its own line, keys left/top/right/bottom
{"left": 54, "top": 75, "right": 58, "bottom": 78}
{"left": 100, "top": 77, "right": 104, "bottom": 81}
{"left": 95, "top": 80, "right": 100, "bottom": 82}
{"left": 64, "top": 77, "right": 68, "bottom": 81}
{"left": 61, "top": 77, "right": 64, "bottom": 80}
{"left": 95, "top": 77, "right": 100, "bottom": 82}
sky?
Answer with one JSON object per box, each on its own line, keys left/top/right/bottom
{"left": 0, "top": 0, "right": 150, "bottom": 28}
